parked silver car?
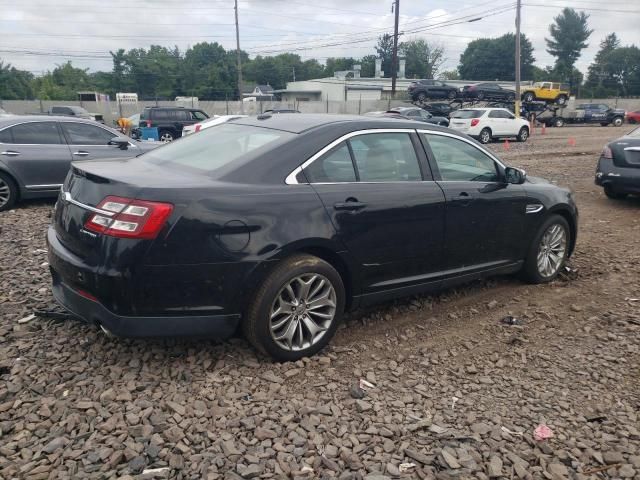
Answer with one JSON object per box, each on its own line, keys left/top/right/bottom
{"left": 0, "top": 116, "right": 161, "bottom": 211}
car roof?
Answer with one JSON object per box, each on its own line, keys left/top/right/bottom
{"left": 0, "top": 115, "right": 106, "bottom": 128}
{"left": 232, "top": 113, "right": 438, "bottom": 134}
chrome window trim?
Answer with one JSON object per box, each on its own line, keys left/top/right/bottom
{"left": 61, "top": 191, "right": 115, "bottom": 217}
{"left": 284, "top": 128, "right": 419, "bottom": 185}
{"left": 25, "top": 183, "right": 63, "bottom": 190}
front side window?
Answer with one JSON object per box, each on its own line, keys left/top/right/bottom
{"left": 9, "top": 122, "right": 63, "bottom": 144}
{"left": 0, "top": 128, "right": 13, "bottom": 143}
{"left": 350, "top": 133, "right": 422, "bottom": 182}
{"left": 423, "top": 133, "right": 499, "bottom": 182}
{"left": 304, "top": 142, "right": 356, "bottom": 183}
{"left": 62, "top": 123, "right": 115, "bottom": 145}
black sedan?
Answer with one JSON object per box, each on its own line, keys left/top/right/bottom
{"left": 462, "top": 83, "right": 516, "bottom": 102}
{"left": 595, "top": 126, "right": 640, "bottom": 199}
{"left": 407, "top": 79, "right": 458, "bottom": 102}
{"left": 387, "top": 107, "right": 449, "bottom": 126}
{"left": 48, "top": 114, "right": 578, "bottom": 360}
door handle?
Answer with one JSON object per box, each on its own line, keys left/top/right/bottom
{"left": 73, "top": 151, "right": 89, "bottom": 156}
{"left": 452, "top": 191, "right": 473, "bottom": 205}
{"left": 334, "top": 200, "right": 367, "bottom": 211}
{"left": 1, "top": 151, "right": 20, "bottom": 156}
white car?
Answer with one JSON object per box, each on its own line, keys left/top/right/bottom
{"left": 182, "top": 115, "right": 247, "bottom": 136}
{"left": 449, "top": 108, "right": 530, "bottom": 144}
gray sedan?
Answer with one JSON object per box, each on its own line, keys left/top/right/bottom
{"left": 0, "top": 116, "right": 161, "bottom": 210}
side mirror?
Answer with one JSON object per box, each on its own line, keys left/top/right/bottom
{"left": 505, "top": 166, "right": 526, "bottom": 184}
{"left": 109, "top": 136, "right": 130, "bottom": 150}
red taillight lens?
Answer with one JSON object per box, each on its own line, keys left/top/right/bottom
{"left": 84, "top": 196, "right": 173, "bottom": 239}
{"left": 147, "top": 121, "right": 152, "bottom": 127}
{"left": 195, "top": 124, "right": 201, "bottom": 132}
{"left": 602, "top": 145, "right": 613, "bottom": 159}
{"left": 471, "top": 118, "right": 480, "bottom": 127}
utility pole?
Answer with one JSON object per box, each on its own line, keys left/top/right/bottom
{"left": 234, "top": 0, "right": 244, "bottom": 114}
{"left": 514, "top": 0, "right": 522, "bottom": 118}
{"left": 391, "top": 0, "right": 400, "bottom": 96}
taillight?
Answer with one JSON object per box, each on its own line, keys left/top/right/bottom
{"left": 84, "top": 196, "right": 173, "bottom": 239}
{"left": 195, "top": 124, "right": 202, "bottom": 132}
{"left": 602, "top": 145, "right": 613, "bottom": 159}
{"left": 147, "top": 121, "right": 152, "bottom": 127}
{"left": 471, "top": 118, "right": 480, "bottom": 127}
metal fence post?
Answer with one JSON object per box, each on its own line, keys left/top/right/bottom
{"left": 226, "top": 94, "right": 229, "bottom": 115}
{"left": 358, "top": 95, "right": 362, "bottom": 115}
{"left": 326, "top": 97, "right": 329, "bottom": 113}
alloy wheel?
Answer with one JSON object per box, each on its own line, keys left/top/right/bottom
{"left": 480, "top": 129, "right": 491, "bottom": 143}
{"left": 160, "top": 132, "right": 174, "bottom": 142}
{"left": 0, "top": 178, "right": 10, "bottom": 208}
{"left": 536, "top": 224, "right": 567, "bottom": 278}
{"left": 269, "top": 274, "right": 337, "bottom": 352}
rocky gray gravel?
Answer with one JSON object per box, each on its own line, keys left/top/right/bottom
{"left": 1, "top": 126, "right": 639, "bottom": 479}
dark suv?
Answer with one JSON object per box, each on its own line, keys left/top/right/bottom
{"left": 408, "top": 80, "right": 458, "bottom": 102}
{"left": 139, "top": 107, "right": 209, "bottom": 142}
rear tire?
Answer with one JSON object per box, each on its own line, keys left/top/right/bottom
{"left": 479, "top": 128, "right": 492, "bottom": 144}
{"left": 554, "top": 118, "right": 565, "bottom": 128}
{"left": 417, "top": 92, "right": 427, "bottom": 102}
{"left": 447, "top": 90, "right": 456, "bottom": 100}
{"left": 523, "top": 92, "right": 535, "bottom": 103}
{"left": 521, "top": 215, "right": 570, "bottom": 284}
{"left": 159, "top": 129, "right": 175, "bottom": 142}
{"left": 556, "top": 95, "right": 567, "bottom": 106}
{"left": 243, "top": 254, "right": 345, "bottom": 361}
{"left": 0, "top": 171, "right": 18, "bottom": 212}
{"left": 477, "top": 91, "right": 485, "bottom": 101}
{"left": 604, "top": 185, "right": 627, "bottom": 200}
{"left": 517, "top": 127, "right": 529, "bottom": 142}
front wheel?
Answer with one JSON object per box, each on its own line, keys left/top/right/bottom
{"left": 554, "top": 118, "right": 565, "bottom": 128}
{"left": 447, "top": 90, "right": 456, "bottom": 100}
{"left": 521, "top": 215, "right": 570, "bottom": 284}
{"left": 243, "top": 254, "right": 345, "bottom": 361}
{"left": 417, "top": 92, "right": 427, "bottom": 102}
{"left": 556, "top": 95, "right": 567, "bottom": 106}
{"left": 476, "top": 91, "right": 485, "bottom": 101}
{"left": 517, "top": 127, "right": 529, "bottom": 142}
{"left": 523, "top": 92, "right": 535, "bottom": 103}
{"left": 0, "top": 172, "right": 18, "bottom": 212}
{"left": 612, "top": 117, "right": 623, "bottom": 127}
{"left": 479, "top": 128, "right": 492, "bottom": 144}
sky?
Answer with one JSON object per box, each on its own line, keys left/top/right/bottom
{"left": 0, "top": 0, "right": 638, "bottom": 79}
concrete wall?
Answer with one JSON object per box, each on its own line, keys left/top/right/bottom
{"left": 2, "top": 98, "right": 640, "bottom": 125}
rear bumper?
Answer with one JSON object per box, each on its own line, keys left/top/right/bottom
{"left": 47, "top": 226, "right": 241, "bottom": 338}
{"left": 595, "top": 157, "right": 640, "bottom": 194}
{"left": 51, "top": 271, "right": 240, "bottom": 338}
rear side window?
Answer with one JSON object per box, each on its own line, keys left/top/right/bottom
{"left": 142, "top": 123, "right": 293, "bottom": 175}
{"left": 52, "top": 107, "right": 72, "bottom": 115}
{"left": 451, "top": 110, "right": 483, "bottom": 119}
{"left": 349, "top": 133, "right": 422, "bottom": 182}
{"left": 152, "top": 110, "right": 171, "bottom": 120}
{"left": 191, "top": 111, "right": 208, "bottom": 120}
{"left": 10, "top": 122, "right": 63, "bottom": 144}
{"left": 0, "top": 128, "right": 13, "bottom": 143}
{"left": 174, "top": 110, "right": 190, "bottom": 121}
{"left": 61, "top": 122, "right": 116, "bottom": 145}
{"left": 304, "top": 142, "right": 356, "bottom": 183}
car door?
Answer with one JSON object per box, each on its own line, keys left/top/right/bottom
{"left": 419, "top": 130, "right": 528, "bottom": 276}
{"left": 0, "top": 121, "right": 72, "bottom": 189}
{"left": 60, "top": 121, "right": 135, "bottom": 160}
{"left": 487, "top": 110, "right": 507, "bottom": 135}
{"left": 500, "top": 109, "right": 520, "bottom": 135}
{"left": 303, "top": 130, "right": 446, "bottom": 295}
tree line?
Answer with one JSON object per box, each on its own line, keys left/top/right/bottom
{"left": 1, "top": 7, "right": 638, "bottom": 101}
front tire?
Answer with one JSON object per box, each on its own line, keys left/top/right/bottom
{"left": 517, "top": 126, "right": 529, "bottom": 142}
{"left": 612, "top": 117, "right": 623, "bottom": 127}
{"left": 556, "top": 95, "right": 567, "bottom": 106}
{"left": 0, "top": 172, "right": 18, "bottom": 212}
{"left": 243, "top": 254, "right": 345, "bottom": 361}
{"left": 554, "top": 118, "right": 565, "bottom": 128}
{"left": 523, "top": 92, "right": 535, "bottom": 103}
{"left": 447, "top": 90, "right": 456, "bottom": 100}
{"left": 479, "top": 128, "right": 492, "bottom": 144}
{"left": 476, "top": 91, "right": 485, "bottom": 101}
{"left": 417, "top": 92, "right": 427, "bottom": 102}
{"left": 521, "top": 215, "right": 570, "bottom": 284}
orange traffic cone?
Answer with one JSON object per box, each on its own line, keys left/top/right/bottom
{"left": 568, "top": 137, "right": 576, "bottom": 147}
{"left": 503, "top": 139, "right": 510, "bottom": 151}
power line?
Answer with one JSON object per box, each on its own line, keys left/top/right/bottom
{"left": 523, "top": 3, "right": 640, "bottom": 13}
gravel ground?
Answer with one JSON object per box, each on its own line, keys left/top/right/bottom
{"left": 1, "top": 125, "right": 639, "bottom": 480}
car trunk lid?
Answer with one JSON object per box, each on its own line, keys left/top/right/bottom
{"left": 610, "top": 138, "right": 640, "bottom": 168}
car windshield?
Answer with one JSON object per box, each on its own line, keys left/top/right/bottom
{"left": 450, "top": 110, "right": 483, "bottom": 119}
{"left": 141, "top": 123, "right": 293, "bottom": 175}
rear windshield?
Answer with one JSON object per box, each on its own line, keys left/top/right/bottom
{"left": 450, "top": 110, "right": 483, "bottom": 119}
{"left": 141, "top": 123, "right": 293, "bottom": 175}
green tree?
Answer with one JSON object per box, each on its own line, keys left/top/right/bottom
{"left": 0, "top": 61, "right": 34, "bottom": 99}
{"left": 604, "top": 46, "right": 640, "bottom": 96}
{"left": 359, "top": 55, "right": 377, "bottom": 78}
{"left": 324, "top": 57, "right": 355, "bottom": 77}
{"left": 375, "top": 34, "right": 394, "bottom": 77}
{"left": 399, "top": 39, "right": 445, "bottom": 79}
{"left": 585, "top": 33, "right": 621, "bottom": 95}
{"left": 438, "top": 69, "right": 459, "bottom": 80}
{"left": 32, "top": 62, "right": 94, "bottom": 100}
{"left": 545, "top": 8, "right": 592, "bottom": 83}
{"left": 458, "top": 33, "right": 535, "bottom": 81}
